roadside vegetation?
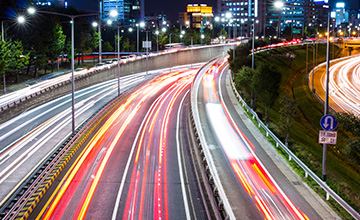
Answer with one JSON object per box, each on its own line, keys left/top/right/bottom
{"left": 228, "top": 41, "right": 360, "bottom": 219}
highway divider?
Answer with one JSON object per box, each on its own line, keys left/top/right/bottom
{"left": 189, "top": 57, "right": 234, "bottom": 220}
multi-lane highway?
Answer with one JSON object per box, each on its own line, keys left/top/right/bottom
{"left": 0, "top": 64, "right": 202, "bottom": 207}
{"left": 0, "top": 56, "right": 340, "bottom": 220}
{"left": 28, "top": 68, "right": 207, "bottom": 219}
{"left": 0, "top": 72, "right": 149, "bottom": 206}
{"left": 192, "top": 57, "right": 337, "bottom": 219}
{"left": 312, "top": 55, "right": 360, "bottom": 115}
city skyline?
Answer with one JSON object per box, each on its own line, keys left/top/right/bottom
{"left": 70, "top": 0, "right": 358, "bottom": 16}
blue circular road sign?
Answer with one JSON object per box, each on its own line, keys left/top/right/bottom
{"left": 320, "top": 114, "right": 338, "bottom": 131}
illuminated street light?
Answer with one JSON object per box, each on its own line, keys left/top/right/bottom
{"left": 215, "top": 16, "right": 220, "bottom": 22}
{"left": 274, "top": 1, "right": 284, "bottom": 8}
{"left": 225, "top": 12, "right": 232, "bottom": 19}
{"left": 92, "top": 21, "right": 98, "bottom": 27}
{"left": 109, "top": 9, "right": 118, "bottom": 18}
{"left": 162, "top": 27, "right": 166, "bottom": 32}
{"left": 129, "top": 27, "right": 133, "bottom": 32}
{"left": 1, "top": 15, "right": 26, "bottom": 94}
{"left": 27, "top": 8, "right": 104, "bottom": 134}
{"left": 27, "top": 7, "right": 36, "bottom": 15}
{"left": 140, "top": 21, "right": 145, "bottom": 28}
{"left": 106, "top": 19, "right": 112, "bottom": 25}
{"left": 17, "top": 16, "right": 25, "bottom": 24}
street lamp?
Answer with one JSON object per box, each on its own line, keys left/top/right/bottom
{"left": 274, "top": 1, "right": 284, "bottom": 39}
{"left": 27, "top": 7, "right": 102, "bottom": 134}
{"left": 1, "top": 16, "right": 26, "bottom": 94}
{"left": 169, "top": 33, "right": 172, "bottom": 72}
{"left": 109, "top": 9, "right": 122, "bottom": 97}
{"left": 155, "top": 30, "right": 159, "bottom": 51}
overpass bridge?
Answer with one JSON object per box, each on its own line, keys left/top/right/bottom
{"left": 343, "top": 39, "right": 360, "bottom": 48}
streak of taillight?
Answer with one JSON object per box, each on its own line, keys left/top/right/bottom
{"left": 251, "top": 163, "right": 276, "bottom": 194}
{"left": 44, "top": 89, "right": 140, "bottom": 219}
{"left": 77, "top": 98, "right": 143, "bottom": 220}
{"left": 231, "top": 161, "right": 253, "bottom": 195}
{"left": 254, "top": 195, "right": 275, "bottom": 220}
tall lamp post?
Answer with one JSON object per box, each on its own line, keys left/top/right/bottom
{"left": 274, "top": 1, "right": 284, "bottom": 39}
{"left": 28, "top": 7, "right": 102, "bottom": 134}
{"left": 155, "top": 30, "right": 159, "bottom": 51}
{"left": 1, "top": 16, "right": 26, "bottom": 94}
{"left": 322, "top": 12, "right": 331, "bottom": 182}
{"left": 225, "top": 12, "right": 232, "bottom": 39}
{"left": 169, "top": 33, "right": 172, "bottom": 72}
{"left": 109, "top": 10, "right": 125, "bottom": 97}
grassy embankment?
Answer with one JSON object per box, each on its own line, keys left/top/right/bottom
{"left": 239, "top": 43, "right": 360, "bottom": 219}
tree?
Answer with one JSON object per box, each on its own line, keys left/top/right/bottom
{"left": 234, "top": 66, "right": 254, "bottom": 102}
{"left": 7, "top": 40, "right": 29, "bottom": 83}
{"left": 87, "top": 31, "right": 101, "bottom": 64}
{"left": 252, "top": 63, "right": 282, "bottom": 125}
{"left": 228, "top": 42, "right": 252, "bottom": 72}
{"left": 335, "top": 112, "right": 360, "bottom": 165}
{"left": 122, "top": 38, "right": 135, "bottom": 52}
{"left": 0, "top": 41, "right": 10, "bottom": 94}
{"left": 48, "top": 24, "right": 66, "bottom": 72}
{"left": 157, "top": 32, "right": 169, "bottom": 50}
{"left": 279, "top": 95, "right": 297, "bottom": 146}
{"left": 103, "top": 41, "right": 114, "bottom": 52}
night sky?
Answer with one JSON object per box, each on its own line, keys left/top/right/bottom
{"left": 70, "top": 0, "right": 358, "bottom": 21}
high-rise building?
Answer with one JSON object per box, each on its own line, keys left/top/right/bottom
{"left": 179, "top": 4, "right": 214, "bottom": 30}
{"left": 100, "top": 0, "right": 141, "bottom": 26}
{"left": 218, "top": 0, "right": 332, "bottom": 38}
{"left": 266, "top": 0, "right": 319, "bottom": 38}
{"left": 31, "top": 0, "right": 68, "bottom": 8}
{"left": 217, "top": 0, "right": 265, "bottom": 38}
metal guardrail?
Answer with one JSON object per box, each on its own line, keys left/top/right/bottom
{"left": 0, "top": 78, "right": 152, "bottom": 220}
{"left": 229, "top": 71, "right": 360, "bottom": 220}
{"left": 190, "top": 57, "right": 235, "bottom": 220}
{"left": 0, "top": 67, "right": 107, "bottom": 113}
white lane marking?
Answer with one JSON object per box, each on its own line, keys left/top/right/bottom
{"left": 112, "top": 95, "right": 162, "bottom": 220}
{"left": 176, "top": 90, "right": 191, "bottom": 220}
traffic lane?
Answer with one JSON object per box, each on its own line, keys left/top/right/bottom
{"left": 195, "top": 61, "right": 263, "bottom": 219}
{"left": 219, "top": 66, "right": 324, "bottom": 219}
{"left": 178, "top": 98, "right": 208, "bottom": 219}
{"left": 48, "top": 95, "right": 144, "bottom": 219}
{"left": 328, "top": 58, "right": 360, "bottom": 114}
{"left": 38, "top": 88, "right": 151, "bottom": 220}
{"left": 0, "top": 74, "right": 144, "bottom": 148}
{"left": 90, "top": 73, "right": 196, "bottom": 220}
{"left": 36, "top": 70, "right": 198, "bottom": 220}
{"left": 0, "top": 75, "right": 147, "bottom": 205}
{"left": 199, "top": 59, "right": 307, "bottom": 219}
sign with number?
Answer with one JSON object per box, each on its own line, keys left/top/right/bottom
{"left": 319, "top": 130, "right": 337, "bottom": 145}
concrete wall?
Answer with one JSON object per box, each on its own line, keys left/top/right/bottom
{"left": 0, "top": 44, "right": 233, "bottom": 123}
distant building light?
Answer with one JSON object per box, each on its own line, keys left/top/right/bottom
{"left": 336, "top": 2, "right": 345, "bottom": 8}
{"left": 330, "top": 11, "right": 336, "bottom": 18}
{"left": 314, "top": 0, "right": 328, "bottom": 3}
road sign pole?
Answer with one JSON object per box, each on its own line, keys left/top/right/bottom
{"left": 322, "top": 12, "right": 331, "bottom": 182}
